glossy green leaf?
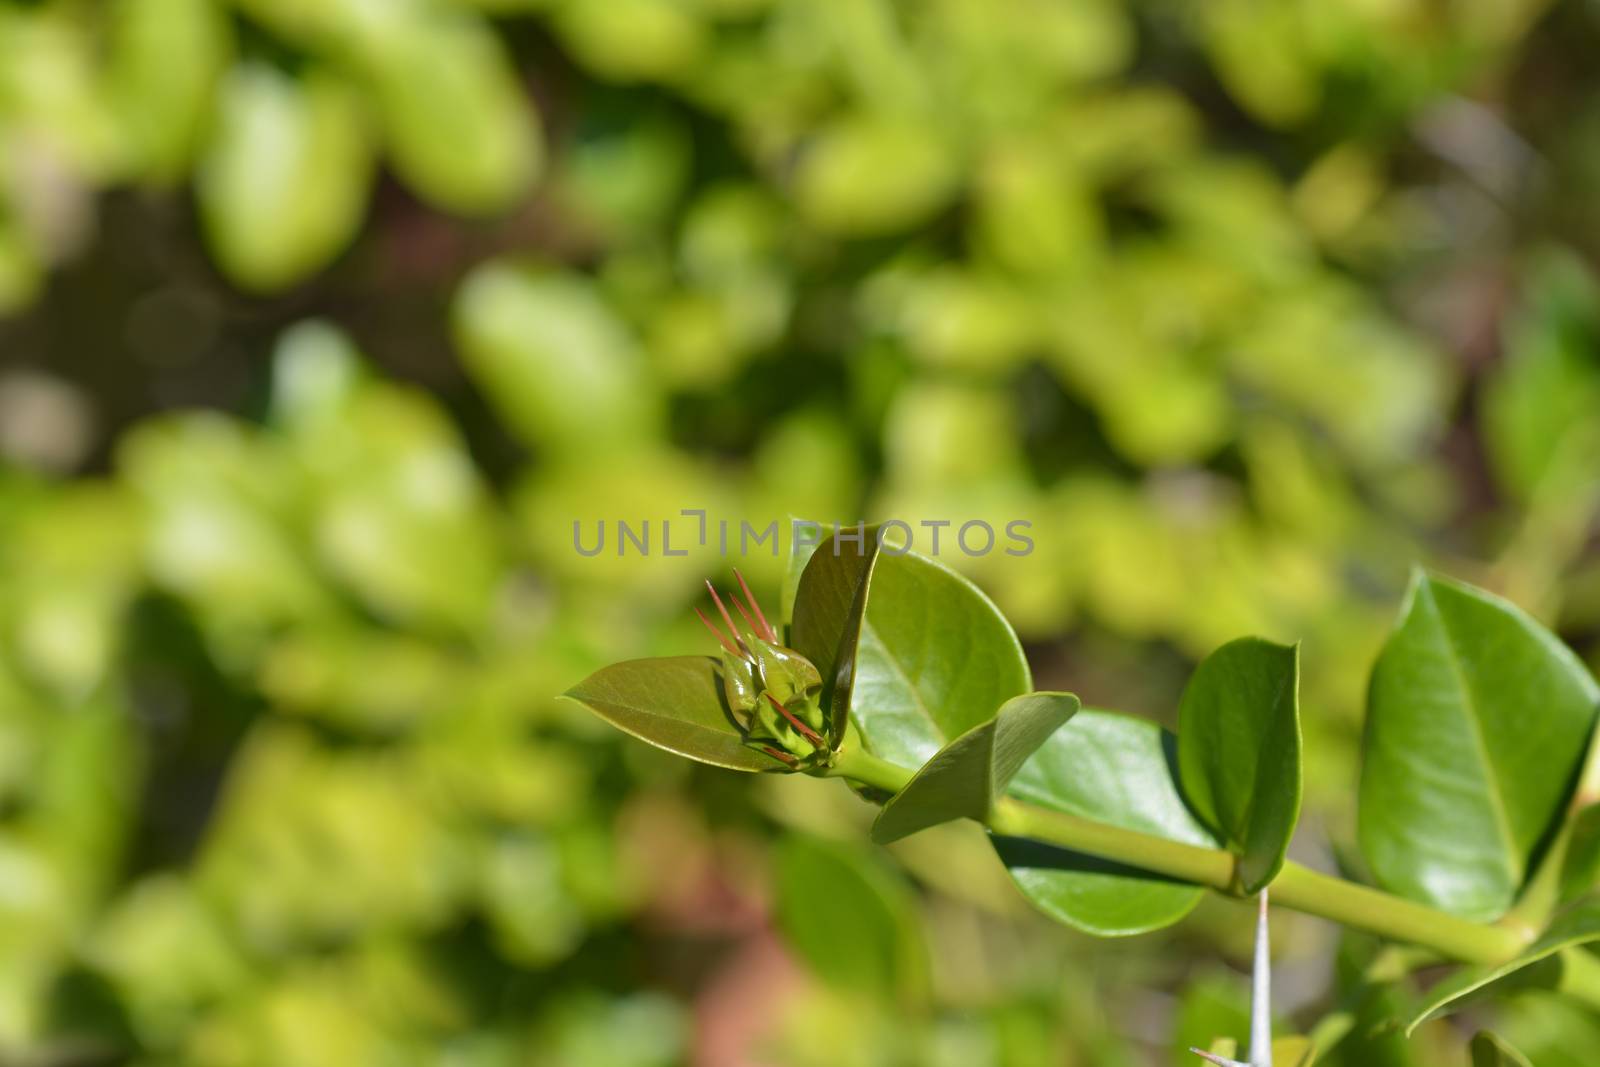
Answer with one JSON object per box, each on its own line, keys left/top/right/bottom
{"left": 873, "top": 692, "right": 1079, "bottom": 844}
{"left": 1470, "top": 1031, "right": 1533, "bottom": 1067}
{"left": 1178, "top": 637, "right": 1302, "bottom": 892}
{"left": 780, "top": 519, "right": 826, "bottom": 629}
{"left": 197, "top": 64, "right": 372, "bottom": 292}
{"left": 848, "top": 549, "right": 1032, "bottom": 770}
{"left": 997, "top": 710, "right": 1221, "bottom": 936}
{"left": 790, "top": 525, "right": 883, "bottom": 748}
{"left": 561, "top": 656, "right": 775, "bottom": 772}
{"left": 1360, "top": 572, "right": 1600, "bottom": 920}
{"left": 773, "top": 835, "right": 926, "bottom": 1003}
{"left": 1405, "top": 897, "right": 1600, "bottom": 1033}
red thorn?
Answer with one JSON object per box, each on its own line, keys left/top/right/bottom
{"left": 734, "top": 569, "right": 776, "bottom": 642}
{"left": 731, "top": 593, "right": 761, "bottom": 641}
{"left": 705, "top": 581, "right": 750, "bottom": 655}
{"left": 695, "top": 607, "right": 743, "bottom": 658}
{"left": 765, "top": 692, "right": 824, "bottom": 748}
{"left": 761, "top": 746, "right": 798, "bottom": 767}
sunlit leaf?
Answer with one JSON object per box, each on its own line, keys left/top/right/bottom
{"left": 362, "top": 10, "right": 541, "bottom": 214}
{"left": 454, "top": 263, "right": 660, "bottom": 453}
{"left": 847, "top": 549, "right": 1031, "bottom": 770}
{"left": 105, "top": 0, "right": 231, "bottom": 181}
{"left": 197, "top": 64, "right": 372, "bottom": 292}
{"left": 561, "top": 656, "right": 776, "bottom": 772}
{"left": 1360, "top": 572, "right": 1600, "bottom": 920}
{"left": 999, "top": 710, "right": 1221, "bottom": 936}
{"left": 873, "top": 691, "right": 1079, "bottom": 844}
{"left": 790, "top": 524, "right": 883, "bottom": 748}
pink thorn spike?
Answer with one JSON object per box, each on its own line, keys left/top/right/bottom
{"left": 705, "top": 581, "right": 750, "bottom": 655}
{"left": 765, "top": 692, "right": 824, "bottom": 748}
{"left": 733, "top": 569, "right": 776, "bottom": 642}
{"left": 695, "top": 607, "right": 744, "bottom": 659}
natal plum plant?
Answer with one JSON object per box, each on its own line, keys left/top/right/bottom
{"left": 562, "top": 525, "right": 1600, "bottom": 1063}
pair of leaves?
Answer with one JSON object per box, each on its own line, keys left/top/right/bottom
{"left": 785, "top": 526, "right": 1301, "bottom": 934}
{"left": 783, "top": 530, "right": 1215, "bottom": 934}
{"left": 567, "top": 518, "right": 1305, "bottom": 936}
{"left": 845, "top": 540, "right": 1301, "bottom": 933}
{"left": 1360, "top": 572, "right": 1600, "bottom": 922}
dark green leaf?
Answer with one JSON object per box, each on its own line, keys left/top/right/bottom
{"left": 1470, "top": 1031, "right": 1534, "bottom": 1067}
{"left": 773, "top": 834, "right": 927, "bottom": 1002}
{"left": 998, "top": 709, "right": 1221, "bottom": 936}
{"left": 872, "top": 692, "right": 1080, "bottom": 844}
{"left": 561, "top": 656, "right": 775, "bottom": 772}
{"left": 1562, "top": 804, "right": 1600, "bottom": 902}
{"left": 780, "top": 518, "right": 827, "bottom": 629}
{"left": 1178, "top": 637, "right": 1302, "bottom": 892}
{"left": 789, "top": 524, "right": 883, "bottom": 748}
{"left": 848, "top": 548, "right": 1032, "bottom": 769}
{"left": 1405, "top": 897, "right": 1600, "bottom": 1034}
{"left": 1360, "top": 572, "right": 1600, "bottom": 921}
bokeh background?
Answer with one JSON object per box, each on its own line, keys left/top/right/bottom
{"left": 3, "top": 0, "right": 1600, "bottom": 1063}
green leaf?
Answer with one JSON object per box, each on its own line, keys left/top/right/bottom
{"left": 105, "top": 0, "right": 232, "bottom": 182}
{"left": 1470, "top": 1031, "right": 1534, "bottom": 1067}
{"left": 773, "top": 835, "right": 926, "bottom": 1003}
{"left": 872, "top": 692, "right": 1080, "bottom": 844}
{"left": 1360, "top": 572, "right": 1600, "bottom": 921}
{"left": 453, "top": 264, "right": 660, "bottom": 454}
{"left": 1482, "top": 251, "right": 1600, "bottom": 499}
{"left": 1405, "top": 897, "right": 1600, "bottom": 1034}
{"left": 1173, "top": 973, "right": 1248, "bottom": 1063}
{"left": 561, "top": 656, "right": 775, "bottom": 772}
{"left": 1563, "top": 804, "right": 1600, "bottom": 902}
{"left": 780, "top": 519, "right": 827, "bottom": 629}
{"left": 1273, "top": 1036, "right": 1317, "bottom": 1066}
{"left": 362, "top": 10, "right": 541, "bottom": 215}
{"left": 197, "top": 64, "right": 372, "bottom": 292}
{"left": 1178, "top": 637, "right": 1302, "bottom": 892}
{"left": 848, "top": 549, "right": 1032, "bottom": 770}
{"left": 998, "top": 710, "right": 1221, "bottom": 936}
{"left": 789, "top": 525, "right": 883, "bottom": 749}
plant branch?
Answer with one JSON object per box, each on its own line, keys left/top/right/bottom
{"left": 831, "top": 745, "right": 1528, "bottom": 965}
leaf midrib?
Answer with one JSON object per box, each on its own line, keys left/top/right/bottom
{"left": 1425, "top": 583, "right": 1522, "bottom": 888}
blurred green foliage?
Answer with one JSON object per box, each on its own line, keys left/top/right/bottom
{"left": 3, "top": 0, "right": 1600, "bottom": 1062}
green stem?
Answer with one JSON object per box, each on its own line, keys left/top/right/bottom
{"left": 830, "top": 745, "right": 1526, "bottom": 965}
